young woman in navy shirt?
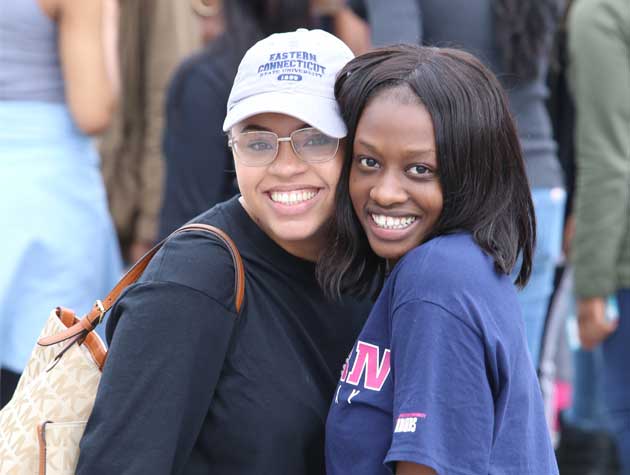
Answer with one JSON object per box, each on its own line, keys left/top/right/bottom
{"left": 319, "top": 45, "right": 559, "bottom": 475}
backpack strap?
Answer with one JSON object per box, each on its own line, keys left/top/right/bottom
{"left": 38, "top": 224, "right": 245, "bottom": 348}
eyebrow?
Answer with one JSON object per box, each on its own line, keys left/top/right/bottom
{"left": 356, "top": 139, "right": 435, "bottom": 158}
{"left": 240, "top": 123, "right": 310, "bottom": 133}
{"left": 356, "top": 139, "right": 380, "bottom": 154}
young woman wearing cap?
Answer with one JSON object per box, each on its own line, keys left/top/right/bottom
{"left": 76, "top": 29, "right": 369, "bottom": 475}
{"left": 318, "top": 45, "right": 558, "bottom": 475}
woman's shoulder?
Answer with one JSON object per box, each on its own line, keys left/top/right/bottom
{"left": 139, "top": 202, "right": 241, "bottom": 311}
{"left": 396, "top": 233, "right": 492, "bottom": 280}
{"left": 389, "top": 234, "right": 522, "bottom": 347}
{"left": 392, "top": 233, "right": 514, "bottom": 307}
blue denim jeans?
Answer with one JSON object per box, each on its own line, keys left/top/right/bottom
{"left": 566, "top": 346, "right": 609, "bottom": 431}
{"left": 566, "top": 290, "right": 630, "bottom": 473}
{"left": 513, "top": 187, "right": 566, "bottom": 366}
{"left": 603, "top": 289, "right": 630, "bottom": 473}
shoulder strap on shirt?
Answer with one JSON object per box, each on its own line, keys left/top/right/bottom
{"left": 38, "top": 223, "right": 245, "bottom": 347}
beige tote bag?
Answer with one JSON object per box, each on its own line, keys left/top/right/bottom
{"left": 0, "top": 224, "right": 244, "bottom": 475}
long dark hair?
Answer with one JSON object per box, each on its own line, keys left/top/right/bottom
{"left": 317, "top": 45, "right": 536, "bottom": 299}
{"left": 216, "top": 0, "right": 313, "bottom": 71}
{"left": 493, "top": 0, "right": 561, "bottom": 79}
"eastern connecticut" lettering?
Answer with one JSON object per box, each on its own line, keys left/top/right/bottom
{"left": 257, "top": 51, "right": 326, "bottom": 78}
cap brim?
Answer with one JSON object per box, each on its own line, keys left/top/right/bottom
{"left": 222, "top": 91, "right": 347, "bottom": 138}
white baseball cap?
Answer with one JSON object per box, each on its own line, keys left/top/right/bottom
{"left": 222, "top": 29, "right": 354, "bottom": 138}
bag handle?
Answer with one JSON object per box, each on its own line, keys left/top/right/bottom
{"left": 38, "top": 223, "right": 245, "bottom": 347}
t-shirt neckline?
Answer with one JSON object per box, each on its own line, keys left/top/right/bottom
{"left": 225, "top": 195, "right": 318, "bottom": 283}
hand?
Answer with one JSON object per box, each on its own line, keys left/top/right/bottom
{"left": 577, "top": 296, "right": 618, "bottom": 350}
{"left": 127, "top": 240, "right": 154, "bottom": 265}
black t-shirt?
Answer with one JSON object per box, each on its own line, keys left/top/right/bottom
{"left": 77, "top": 196, "right": 370, "bottom": 474}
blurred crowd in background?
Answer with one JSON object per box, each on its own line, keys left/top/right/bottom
{"left": 0, "top": 0, "right": 628, "bottom": 473}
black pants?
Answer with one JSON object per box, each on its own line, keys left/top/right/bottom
{"left": 0, "top": 367, "right": 20, "bottom": 409}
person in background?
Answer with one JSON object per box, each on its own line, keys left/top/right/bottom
{"left": 320, "top": 45, "right": 558, "bottom": 475}
{"left": 158, "top": 0, "right": 369, "bottom": 239}
{"left": 0, "top": 0, "right": 122, "bottom": 406}
{"left": 361, "top": 0, "right": 421, "bottom": 46}
{"left": 100, "top": 0, "right": 203, "bottom": 264}
{"left": 544, "top": 2, "right": 621, "bottom": 471}
{"left": 314, "top": 0, "right": 371, "bottom": 55}
{"left": 568, "top": 0, "right": 630, "bottom": 472}
{"left": 77, "top": 29, "right": 370, "bottom": 474}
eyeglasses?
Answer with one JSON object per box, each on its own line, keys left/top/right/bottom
{"left": 228, "top": 127, "right": 340, "bottom": 167}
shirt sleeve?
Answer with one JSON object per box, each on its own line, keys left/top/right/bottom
{"left": 76, "top": 281, "right": 237, "bottom": 474}
{"left": 569, "top": 0, "right": 630, "bottom": 298}
{"left": 384, "top": 300, "right": 493, "bottom": 475}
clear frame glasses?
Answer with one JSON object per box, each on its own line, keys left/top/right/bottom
{"left": 228, "top": 127, "right": 340, "bottom": 167}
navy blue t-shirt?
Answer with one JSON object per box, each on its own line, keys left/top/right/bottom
{"left": 325, "top": 234, "right": 558, "bottom": 475}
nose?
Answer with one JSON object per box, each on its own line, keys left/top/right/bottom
{"left": 369, "top": 171, "right": 408, "bottom": 207}
{"left": 267, "top": 141, "right": 308, "bottom": 176}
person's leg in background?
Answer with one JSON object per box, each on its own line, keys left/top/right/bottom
{"left": 558, "top": 346, "right": 620, "bottom": 475}
{"left": 603, "top": 289, "right": 630, "bottom": 474}
{"left": 554, "top": 276, "right": 621, "bottom": 475}
{"left": 562, "top": 268, "right": 610, "bottom": 432}
{"left": 517, "top": 187, "right": 567, "bottom": 366}
{"left": 567, "top": 346, "right": 608, "bottom": 430}
{"left": 539, "top": 265, "right": 575, "bottom": 443}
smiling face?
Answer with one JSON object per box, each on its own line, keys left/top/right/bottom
{"left": 349, "top": 87, "right": 443, "bottom": 264}
{"left": 233, "top": 113, "right": 343, "bottom": 261}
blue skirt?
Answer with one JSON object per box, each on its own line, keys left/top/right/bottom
{"left": 0, "top": 101, "right": 122, "bottom": 372}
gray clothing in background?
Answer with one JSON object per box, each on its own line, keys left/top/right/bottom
{"left": 568, "top": 0, "right": 630, "bottom": 298}
{"left": 364, "top": 0, "right": 564, "bottom": 189}
{"left": 0, "top": 0, "right": 65, "bottom": 102}
{"left": 366, "top": 0, "right": 421, "bottom": 46}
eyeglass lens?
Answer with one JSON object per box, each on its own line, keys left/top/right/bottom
{"left": 234, "top": 128, "right": 338, "bottom": 165}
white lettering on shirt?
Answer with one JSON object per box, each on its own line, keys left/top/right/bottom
{"left": 394, "top": 413, "right": 426, "bottom": 433}
{"left": 347, "top": 389, "right": 360, "bottom": 404}
{"left": 394, "top": 417, "right": 417, "bottom": 433}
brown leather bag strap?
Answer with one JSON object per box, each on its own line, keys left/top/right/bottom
{"left": 38, "top": 223, "right": 245, "bottom": 347}
{"left": 101, "top": 223, "right": 245, "bottom": 313}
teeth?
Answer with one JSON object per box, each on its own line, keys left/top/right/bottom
{"left": 270, "top": 189, "right": 317, "bottom": 205}
{"left": 371, "top": 214, "right": 416, "bottom": 230}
